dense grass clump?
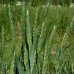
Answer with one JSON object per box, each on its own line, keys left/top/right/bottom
{"left": 0, "top": 2, "right": 74, "bottom": 74}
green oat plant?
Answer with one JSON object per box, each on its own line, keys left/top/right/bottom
{"left": 0, "top": 1, "right": 74, "bottom": 74}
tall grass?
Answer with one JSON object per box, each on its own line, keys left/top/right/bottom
{"left": 0, "top": 2, "right": 74, "bottom": 74}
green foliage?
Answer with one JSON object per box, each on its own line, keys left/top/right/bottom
{"left": 0, "top": 2, "right": 74, "bottom": 74}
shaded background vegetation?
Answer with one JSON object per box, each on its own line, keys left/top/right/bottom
{"left": 0, "top": 0, "right": 74, "bottom": 5}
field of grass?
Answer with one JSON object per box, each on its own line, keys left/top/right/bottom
{"left": 0, "top": 3, "right": 74, "bottom": 74}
